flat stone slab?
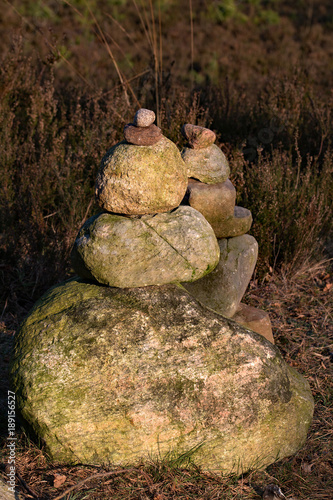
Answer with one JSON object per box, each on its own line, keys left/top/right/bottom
{"left": 95, "top": 136, "right": 188, "bottom": 215}
{"left": 124, "top": 123, "right": 162, "bottom": 146}
{"left": 71, "top": 206, "right": 220, "bottom": 288}
{"left": 183, "top": 234, "right": 258, "bottom": 318}
{"left": 181, "top": 144, "right": 230, "bottom": 184}
{"left": 213, "top": 205, "right": 253, "bottom": 238}
{"left": 12, "top": 279, "right": 314, "bottom": 472}
{"left": 183, "top": 179, "right": 236, "bottom": 232}
{"left": 232, "top": 303, "right": 274, "bottom": 344}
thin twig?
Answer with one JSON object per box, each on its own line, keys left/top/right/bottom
{"left": 140, "top": 0, "right": 154, "bottom": 49}
{"left": 132, "top": 0, "right": 153, "bottom": 50}
{"left": 158, "top": 0, "right": 163, "bottom": 78}
{"left": 189, "top": 0, "right": 194, "bottom": 88}
{"left": 97, "top": 69, "right": 150, "bottom": 98}
{"left": 80, "top": 197, "right": 94, "bottom": 227}
{"left": 84, "top": 1, "right": 131, "bottom": 107}
{"left": 149, "top": 0, "right": 160, "bottom": 126}
{"left": 64, "top": 0, "right": 136, "bottom": 70}
{"left": 104, "top": 11, "right": 140, "bottom": 50}
{"left": 52, "top": 468, "right": 134, "bottom": 500}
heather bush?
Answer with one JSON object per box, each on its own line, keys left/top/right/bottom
{"left": 0, "top": 42, "right": 128, "bottom": 314}
{"left": 229, "top": 145, "right": 333, "bottom": 273}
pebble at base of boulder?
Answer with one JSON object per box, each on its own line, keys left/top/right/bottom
{"left": 232, "top": 303, "right": 275, "bottom": 344}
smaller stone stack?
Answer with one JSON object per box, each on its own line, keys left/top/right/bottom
{"left": 71, "top": 110, "right": 220, "bottom": 288}
{"left": 181, "top": 124, "right": 273, "bottom": 343}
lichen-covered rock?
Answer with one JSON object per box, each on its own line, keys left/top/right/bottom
{"left": 213, "top": 206, "right": 253, "bottom": 238}
{"left": 0, "top": 479, "right": 24, "bottom": 500}
{"left": 183, "top": 179, "right": 236, "bottom": 233}
{"left": 181, "top": 144, "right": 230, "bottom": 184}
{"left": 71, "top": 206, "right": 220, "bottom": 287}
{"left": 95, "top": 137, "right": 188, "bottom": 215}
{"left": 183, "top": 235, "right": 258, "bottom": 318}
{"left": 11, "top": 279, "right": 314, "bottom": 472}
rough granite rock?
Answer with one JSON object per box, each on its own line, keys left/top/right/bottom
{"left": 181, "top": 144, "right": 230, "bottom": 184}
{"left": 232, "top": 303, "right": 274, "bottom": 344}
{"left": 11, "top": 279, "right": 314, "bottom": 472}
{"left": 71, "top": 206, "right": 220, "bottom": 288}
{"left": 183, "top": 234, "right": 258, "bottom": 318}
{"left": 95, "top": 136, "right": 188, "bottom": 215}
{"left": 213, "top": 206, "right": 253, "bottom": 238}
{"left": 0, "top": 479, "right": 24, "bottom": 500}
{"left": 183, "top": 179, "right": 236, "bottom": 230}
{"left": 181, "top": 124, "right": 216, "bottom": 149}
{"left": 134, "top": 108, "right": 155, "bottom": 127}
{"left": 124, "top": 123, "right": 162, "bottom": 146}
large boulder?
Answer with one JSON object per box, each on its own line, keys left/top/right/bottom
{"left": 11, "top": 278, "right": 314, "bottom": 473}
{"left": 183, "top": 234, "right": 258, "bottom": 318}
{"left": 95, "top": 136, "right": 188, "bottom": 215}
{"left": 71, "top": 206, "right": 220, "bottom": 287}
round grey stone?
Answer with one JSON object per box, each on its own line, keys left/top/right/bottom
{"left": 133, "top": 108, "right": 156, "bottom": 127}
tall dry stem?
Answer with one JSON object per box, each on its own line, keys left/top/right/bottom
{"left": 189, "top": 0, "right": 194, "bottom": 87}
{"left": 84, "top": 1, "right": 131, "bottom": 107}
{"left": 132, "top": 0, "right": 163, "bottom": 124}
{"left": 149, "top": 0, "right": 160, "bottom": 126}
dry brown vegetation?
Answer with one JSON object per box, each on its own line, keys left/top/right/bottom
{"left": 0, "top": 0, "right": 332, "bottom": 498}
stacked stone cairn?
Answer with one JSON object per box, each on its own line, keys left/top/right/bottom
{"left": 180, "top": 123, "right": 274, "bottom": 343}
{"left": 73, "top": 110, "right": 220, "bottom": 287}
{"left": 11, "top": 109, "right": 314, "bottom": 473}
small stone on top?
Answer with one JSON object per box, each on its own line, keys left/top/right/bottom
{"left": 134, "top": 108, "right": 156, "bottom": 128}
{"left": 181, "top": 124, "right": 216, "bottom": 149}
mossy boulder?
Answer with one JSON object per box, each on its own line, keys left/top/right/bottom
{"left": 11, "top": 278, "right": 314, "bottom": 472}
{"left": 95, "top": 136, "right": 188, "bottom": 215}
{"left": 71, "top": 206, "right": 220, "bottom": 287}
